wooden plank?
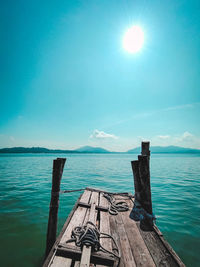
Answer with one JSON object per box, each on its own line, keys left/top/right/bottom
{"left": 96, "top": 192, "right": 112, "bottom": 267}
{"left": 60, "top": 190, "right": 91, "bottom": 243}
{"left": 78, "top": 202, "right": 108, "bottom": 212}
{"left": 80, "top": 190, "right": 92, "bottom": 203}
{"left": 114, "top": 214, "right": 136, "bottom": 267}
{"left": 50, "top": 190, "right": 91, "bottom": 267}
{"left": 82, "top": 191, "right": 98, "bottom": 225}
{"left": 80, "top": 246, "right": 91, "bottom": 267}
{"left": 137, "top": 222, "right": 179, "bottom": 267}
{"left": 50, "top": 256, "right": 72, "bottom": 267}
{"left": 80, "top": 192, "right": 99, "bottom": 267}
{"left": 99, "top": 192, "right": 109, "bottom": 209}
{"left": 120, "top": 208, "right": 155, "bottom": 266}
{"left": 89, "top": 192, "right": 99, "bottom": 267}
{"left": 88, "top": 192, "right": 99, "bottom": 222}
{"left": 99, "top": 193, "right": 112, "bottom": 251}
{"left": 74, "top": 262, "right": 80, "bottom": 267}
{"left": 107, "top": 194, "right": 133, "bottom": 267}
{"left": 153, "top": 225, "right": 186, "bottom": 267}
{"left": 109, "top": 215, "right": 124, "bottom": 267}
{"left": 56, "top": 245, "right": 114, "bottom": 266}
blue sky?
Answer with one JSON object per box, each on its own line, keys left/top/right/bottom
{"left": 1, "top": 0, "right": 200, "bottom": 151}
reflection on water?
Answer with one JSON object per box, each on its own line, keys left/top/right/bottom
{"left": 0, "top": 153, "right": 200, "bottom": 266}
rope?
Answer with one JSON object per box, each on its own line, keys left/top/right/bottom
{"left": 66, "top": 221, "right": 120, "bottom": 262}
{"left": 103, "top": 192, "right": 129, "bottom": 215}
{"left": 60, "top": 188, "right": 85, "bottom": 193}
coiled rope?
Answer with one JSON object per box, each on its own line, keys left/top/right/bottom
{"left": 103, "top": 192, "right": 129, "bottom": 215}
{"left": 66, "top": 221, "right": 120, "bottom": 260}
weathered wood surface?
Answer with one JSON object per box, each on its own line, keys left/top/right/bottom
{"left": 115, "top": 213, "right": 137, "bottom": 267}
{"left": 96, "top": 193, "right": 113, "bottom": 267}
{"left": 60, "top": 190, "right": 91, "bottom": 243}
{"left": 50, "top": 256, "right": 72, "bottom": 267}
{"left": 153, "top": 225, "right": 185, "bottom": 267}
{"left": 119, "top": 197, "right": 155, "bottom": 267}
{"left": 131, "top": 160, "right": 142, "bottom": 203}
{"left": 56, "top": 244, "right": 114, "bottom": 266}
{"left": 138, "top": 223, "right": 186, "bottom": 267}
{"left": 138, "top": 155, "right": 152, "bottom": 215}
{"left": 80, "top": 192, "right": 99, "bottom": 267}
{"left": 131, "top": 141, "right": 152, "bottom": 225}
{"left": 45, "top": 158, "right": 66, "bottom": 256}
{"left": 51, "top": 190, "right": 91, "bottom": 267}
{"left": 45, "top": 188, "right": 185, "bottom": 267}
{"left": 141, "top": 141, "right": 150, "bottom": 157}
{"left": 99, "top": 192, "right": 112, "bottom": 251}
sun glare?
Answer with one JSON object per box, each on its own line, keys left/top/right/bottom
{"left": 123, "top": 25, "right": 144, "bottom": 53}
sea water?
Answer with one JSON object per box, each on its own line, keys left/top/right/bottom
{"left": 0, "top": 153, "right": 200, "bottom": 267}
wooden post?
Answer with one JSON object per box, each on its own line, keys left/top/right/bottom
{"left": 131, "top": 160, "right": 142, "bottom": 203}
{"left": 141, "top": 141, "right": 150, "bottom": 158}
{"left": 131, "top": 142, "right": 153, "bottom": 225}
{"left": 138, "top": 155, "right": 152, "bottom": 215}
{"left": 140, "top": 141, "right": 152, "bottom": 214}
{"left": 131, "top": 142, "right": 151, "bottom": 206}
{"left": 45, "top": 158, "right": 66, "bottom": 257}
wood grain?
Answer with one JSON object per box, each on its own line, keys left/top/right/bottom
{"left": 114, "top": 214, "right": 136, "bottom": 267}
{"left": 120, "top": 208, "right": 155, "bottom": 266}
{"left": 80, "top": 192, "right": 99, "bottom": 267}
{"left": 50, "top": 256, "right": 72, "bottom": 267}
{"left": 46, "top": 158, "right": 66, "bottom": 256}
{"left": 51, "top": 191, "right": 91, "bottom": 267}
{"left": 137, "top": 222, "right": 180, "bottom": 267}
{"left": 61, "top": 190, "right": 91, "bottom": 243}
{"left": 96, "top": 193, "right": 112, "bottom": 267}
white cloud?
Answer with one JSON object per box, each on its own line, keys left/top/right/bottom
{"left": 174, "top": 131, "right": 198, "bottom": 145}
{"left": 90, "top": 129, "right": 118, "bottom": 140}
{"left": 182, "top": 131, "right": 193, "bottom": 139}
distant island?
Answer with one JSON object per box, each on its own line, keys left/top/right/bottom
{"left": 0, "top": 145, "right": 200, "bottom": 154}
{"left": 127, "top": 145, "right": 200, "bottom": 154}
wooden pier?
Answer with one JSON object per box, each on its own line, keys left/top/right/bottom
{"left": 43, "top": 142, "right": 185, "bottom": 267}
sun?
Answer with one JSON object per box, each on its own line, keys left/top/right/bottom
{"left": 123, "top": 25, "right": 144, "bottom": 53}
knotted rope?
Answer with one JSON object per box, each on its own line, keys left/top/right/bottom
{"left": 103, "top": 192, "right": 129, "bottom": 215}
{"left": 66, "top": 221, "right": 120, "bottom": 260}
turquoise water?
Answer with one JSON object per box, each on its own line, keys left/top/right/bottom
{"left": 0, "top": 153, "right": 200, "bottom": 266}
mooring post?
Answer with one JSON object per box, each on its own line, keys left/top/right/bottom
{"left": 131, "top": 160, "right": 142, "bottom": 203}
{"left": 138, "top": 155, "right": 152, "bottom": 215}
{"left": 131, "top": 142, "right": 153, "bottom": 225}
{"left": 131, "top": 141, "right": 150, "bottom": 204}
{"left": 45, "top": 158, "right": 66, "bottom": 257}
{"left": 141, "top": 141, "right": 150, "bottom": 158}
{"left": 140, "top": 141, "right": 152, "bottom": 214}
